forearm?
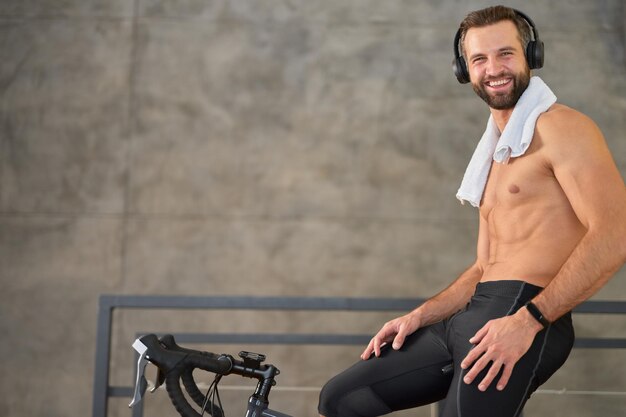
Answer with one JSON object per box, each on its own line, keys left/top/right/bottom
{"left": 532, "top": 226, "right": 626, "bottom": 322}
{"left": 362, "top": 260, "right": 484, "bottom": 358}
{"left": 411, "top": 261, "right": 483, "bottom": 327}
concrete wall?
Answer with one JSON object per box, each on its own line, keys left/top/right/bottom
{"left": 1, "top": 1, "right": 624, "bottom": 416}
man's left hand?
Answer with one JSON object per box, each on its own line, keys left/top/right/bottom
{"left": 460, "top": 309, "right": 543, "bottom": 391}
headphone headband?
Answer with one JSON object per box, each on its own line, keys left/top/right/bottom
{"left": 452, "top": 8, "right": 544, "bottom": 84}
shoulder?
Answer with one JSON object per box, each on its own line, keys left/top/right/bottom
{"left": 535, "top": 103, "right": 606, "bottom": 162}
{"left": 536, "top": 104, "right": 602, "bottom": 143}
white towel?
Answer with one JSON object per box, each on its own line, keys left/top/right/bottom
{"left": 456, "top": 76, "right": 557, "bottom": 207}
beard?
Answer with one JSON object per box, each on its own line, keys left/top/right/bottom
{"left": 472, "top": 68, "right": 531, "bottom": 110}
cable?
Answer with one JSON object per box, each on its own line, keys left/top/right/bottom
{"left": 201, "top": 374, "right": 223, "bottom": 417}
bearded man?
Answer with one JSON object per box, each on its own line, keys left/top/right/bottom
{"left": 317, "top": 5, "right": 626, "bottom": 417}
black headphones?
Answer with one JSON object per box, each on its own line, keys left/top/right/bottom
{"left": 452, "top": 9, "right": 544, "bottom": 84}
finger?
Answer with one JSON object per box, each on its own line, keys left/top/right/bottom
{"left": 469, "top": 322, "right": 490, "bottom": 344}
{"left": 496, "top": 363, "right": 513, "bottom": 391}
{"left": 361, "top": 340, "right": 374, "bottom": 360}
{"left": 477, "top": 360, "right": 503, "bottom": 392}
{"left": 374, "top": 323, "right": 397, "bottom": 355}
{"left": 373, "top": 335, "right": 382, "bottom": 357}
{"left": 461, "top": 345, "right": 483, "bottom": 370}
{"left": 463, "top": 352, "right": 491, "bottom": 384}
{"left": 392, "top": 323, "right": 406, "bottom": 350}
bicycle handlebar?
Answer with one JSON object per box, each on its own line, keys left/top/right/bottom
{"left": 158, "top": 334, "right": 225, "bottom": 415}
{"left": 129, "top": 334, "right": 286, "bottom": 417}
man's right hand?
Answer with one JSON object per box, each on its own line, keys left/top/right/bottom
{"left": 360, "top": 312, "right": 421, "bottom": 360}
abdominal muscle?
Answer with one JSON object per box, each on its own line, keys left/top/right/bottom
{"left": 480, "top": 200, "right": 587, "bottom": 288}
{"left": 476, "top": 119, "right": 589, "bottom": 289}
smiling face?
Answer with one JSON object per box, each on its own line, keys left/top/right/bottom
{"left": 464, "top": 20, "right": 531, "bottom": 110}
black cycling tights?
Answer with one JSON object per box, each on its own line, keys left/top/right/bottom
{"left": 318, "top": 280, "right": 574, "bottom": 417}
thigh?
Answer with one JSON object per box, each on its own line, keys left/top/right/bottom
{"left": 318, "top": 323, "right": 453, "bottom": 417}
{"left": 441, "top": 314, "right": 574, "bottom": 417}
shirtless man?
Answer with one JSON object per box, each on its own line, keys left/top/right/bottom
{"left": 318, "top": 6, "right": 626, "bottom": 417}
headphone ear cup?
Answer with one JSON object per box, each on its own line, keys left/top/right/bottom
{"left": 532, "top": 40, "right": 544, "bottom": 69}
{"left": 525, "top": 41, "right": 537, "bottom": 69}
{"left": 452, "top": 28, "right": 470, "bottom": 84}
{"left": 453, "top": 56, "right": 470, "bottom": 84}
{"left": 525, "top": 40, "right": 545, "bottom": 70}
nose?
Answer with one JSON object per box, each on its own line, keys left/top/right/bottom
{"left": 485, "top": 55, "right": 504, "bottom": 77}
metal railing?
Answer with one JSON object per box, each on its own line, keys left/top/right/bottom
{"left": 92, "top": 295, "right": 626, "bottom": 417}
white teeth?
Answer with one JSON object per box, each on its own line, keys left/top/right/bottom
{"left": 488, "top": 79, "right": 509, "bottom": 86}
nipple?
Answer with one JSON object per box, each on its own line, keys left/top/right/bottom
{"left": 508, "top": 184, "right": 520, "bottom": 194}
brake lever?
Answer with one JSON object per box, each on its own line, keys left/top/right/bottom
{"left": 129, "top": 338, "right": 150, "bottom": 407}
{"left": 151, "top": 367, "right": 165, "bottom": 393}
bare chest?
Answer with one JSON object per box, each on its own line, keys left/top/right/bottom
{"left": 480, "top": 152, "right": 556, "bottom": 216}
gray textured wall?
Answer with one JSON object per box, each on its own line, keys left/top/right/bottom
{"left": 1, "top": 1, "right": 625, "bottom": 417}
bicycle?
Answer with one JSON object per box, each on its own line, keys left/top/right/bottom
{"left": 129, "top": 333, "right": 293, "bottom": 417}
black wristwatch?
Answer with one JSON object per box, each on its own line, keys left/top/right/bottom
{"left": 525, "top": 301, "right": 550, "bottom": 328}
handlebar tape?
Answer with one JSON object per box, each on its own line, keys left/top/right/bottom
{"left": 139, "top": 334, "right": 233, "bottom": 375}
{"left": 166, "top": 363, "right": 205, "bottom": 417}
{"left": 165, "top": 355, "right": 232, "bottom": 417}
{"left": 180, "top": 369, "right": 224, "bottom": 417}
{"left": 159, "top": 335, "right": 225, "bottom": 414}
{"left": 139, "top": 334, "right": 232, "bottom": 417}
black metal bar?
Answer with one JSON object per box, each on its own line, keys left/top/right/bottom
{"left": 574, "top": 338, "right": 626, "bottom": 349}
{"left": 169, "top": 332, "right": 372, "bottom": 345}
{"left": 150, "top": 332, "right": 626, "bottom": 350}
{"left": 92, "top": 297, "right": 114, "bottom": 417}
{"left": 108, "top": 386, "right": 134, "bottom": 397}
{"left": 99, "top": 294, "right": 626, "bottom": 313}
{"left": 573, "top": 301, "right": 626, "bottom": 314}
{"left": 97, "top": 294, "right": 426, "bottom": 311}
{"left": 93, "top": 295, "right": 626, "bottom": 417}
{"left": 131, "top": 394, "right": 144, "bottom": 417}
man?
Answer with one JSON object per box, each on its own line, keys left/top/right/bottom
{"left": 318, "top": 6, "right": 626, "bottom": 417}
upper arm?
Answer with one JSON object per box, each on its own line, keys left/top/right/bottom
{"left": 542, "top": 108, "right": 626, "bottom": 231}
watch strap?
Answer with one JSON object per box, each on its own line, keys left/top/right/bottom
{"left": 525, "top": 301, "right": 550, "bottom": 328}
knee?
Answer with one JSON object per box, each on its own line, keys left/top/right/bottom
{"left": 318, "top": 378, "right": 341, "bottom": 417}
{"left": 318, "top": 377, "right": 390, "bottom": 417}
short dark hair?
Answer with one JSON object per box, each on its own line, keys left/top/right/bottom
{"left": 458, "top": 5, "right": 532, "bottom": 61}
